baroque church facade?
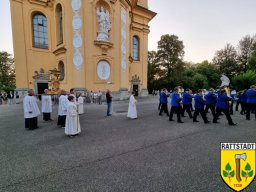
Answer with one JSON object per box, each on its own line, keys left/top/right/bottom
{"left": 10, "top": 0, "right": 156, "bottom": 98}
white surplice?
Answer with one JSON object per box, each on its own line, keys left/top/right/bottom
{"left": 41, "top": 95, "right": 52, "bottom": 113}
{"left": 65, "top": 102, "right": 81, "bottom": 135}
{"left": 78, "top": 96, "right": 84, "bottom": 114}
{"left": 127, "top": 95, "right": 137, "bottom": 119}
{"left": 23, "top": 95, "right": 40, "bottom": 118}
{"left": 58, "top": 95, "right": 68, "bottom": 116}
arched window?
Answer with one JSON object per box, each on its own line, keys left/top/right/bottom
{"left": 32, "top": 13, "right": 48, "bottom": 49}
{"left": 132, "top": 36, "right": 139, "bottom": 61}
{"left": 58, "top": 61, "right": 65, "bottom": 81}
{"left": 56, "top": 4, "right": 63, "bottom": 45}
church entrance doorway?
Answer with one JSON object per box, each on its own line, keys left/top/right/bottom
{"left": 37, "top": 83, "right": 48, "bottom": 100}
{"left": 133, "top": 85, "right": 139, "bottom": 96}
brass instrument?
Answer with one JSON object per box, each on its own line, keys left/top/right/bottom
{"left": 224, "top": 86, "right": 231, "bottom": 97}
{"left": 224, "top": 86, "right": 232, "bottom": 104}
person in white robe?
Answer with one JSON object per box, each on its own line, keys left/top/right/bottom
{"left": 57, "top": 90, "right": 68, "bottom": 128}
{"left": 78, "top": 93, "right": 84, "bottom": 114}
{"left": 23, "top": 89, "right": 40, "bottom": 129}
{"left": 65, "top": 95, "right": 81, "bottom": 137}
{"left": 127, "top": 91, "right": 137, "bottom": 119}
{"left": 41, "top": 89, "right": 53, "bottom": 121}
{"left": 69, "top": 88, "right": 77, "bottom": 101}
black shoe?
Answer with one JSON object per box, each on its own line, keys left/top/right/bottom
{"left": 204, "top": 121, "right": 210, "bottom": 124}
{"left": 229, "top": 123, "right": 237, "bottom": 126}
{"left": 178, "top": 121, "right": 184, "bottom": 123}
{"left": 193, "top": 120, "right": 199, "bottom": 122}
{"left": 159, "top": 114, "right": 163, "bottom": 116}
{"left": 213, "top": 121, "right": 218, "bottom": 123}
{"left": 169, "top": 119, "right": 174, "bottom": 121}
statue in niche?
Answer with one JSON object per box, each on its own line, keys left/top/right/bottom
{"left": 96, "top": 6, "right": 111, "bottom": 42}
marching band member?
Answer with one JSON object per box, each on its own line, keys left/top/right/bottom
{"left": 246, "top": 85, "right": 256, "bottom": 120}
{"left": 159, "top": 88, "right": 170, "bottom": 116}
{"left": 213, "top": 89, "right": 236, "bottom": 125}
{"left": 169, "top": 86, "right": 183, "bottom": 123}
{"left": 181, "top": 88, "right": 193, "bottom": 118}
{"left": 204, "top": 88, "right": 217, "bottom": 118}
{"left": 193, "top": 89, "right": 209, "bottom": 123}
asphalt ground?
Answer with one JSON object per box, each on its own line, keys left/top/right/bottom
{"left": 0, "top": 97, "right": 255, "bottom": 192}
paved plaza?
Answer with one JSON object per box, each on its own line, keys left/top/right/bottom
{"left": 0, "top": 97, "right": 256, "bottom": 192}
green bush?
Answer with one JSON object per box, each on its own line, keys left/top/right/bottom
{"left": 232, "top": 70, "right": 256, "bottom": 90}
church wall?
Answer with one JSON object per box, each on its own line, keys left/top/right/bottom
{"left": 11, "top": 0, "right": 155, "bottom": 97}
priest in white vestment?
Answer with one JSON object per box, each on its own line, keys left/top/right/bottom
{"left": 127, "top": 91, "right": 137, "bottom": 119}
{"left": 41, "top": 89, "right": 52, "bottom": 121}
{"left": 23, "top": 89, "right": 40, "bottom": 129}
{"left": 65, "top": 95, "right": 81, "bottom": 137}
{"left": 78, "top": 93, "right": 84, "bottom": 114}
{"left": 57, "top": 91, "right": 68, "bottom": 128}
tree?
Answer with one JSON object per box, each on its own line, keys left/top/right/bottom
{"left": 157, "top": 34, "right": 185, "bottom": 81}
{"left": 195, "top": 60, "right": 221, "bottom": 88}
{"left": 0, "top": 52, "right": 15, "bottom": 91}
{"left": 212, "top": 44, "right": 239, "bottom": 78}
{"left": 247, "top": 50, "right": 256, "bottom": 71}
{"left": 236, "top": 35, "right": 256, "bottom": 72}
{"left": 232, "top": 70, "right": 256, "bottom": 90}
{"left": 148, "top": 51, "right": 160, "bottom": 93}
{"left": 191, "top": 73, "right": 208, "bottom": 91}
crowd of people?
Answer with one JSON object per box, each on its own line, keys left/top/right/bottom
{"left": 158, "top": 85, "right": 256, "bottom": 126}
{"left": 22, "top": 88, "right": 138, "bottom": 137}
{"left": 0, "top": 91, "right": 20, "bottom": 105}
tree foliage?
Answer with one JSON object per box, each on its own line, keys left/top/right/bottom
{"left": 237, "top": 35, "right": 256, "bottom": 72}
{"left": 147, "top": 34, "right": 256, "bottom": 93}
{"left": 232, "top": 70, "right": 256, "bottom": 90}
{"left": 157, "top": 34, "right": 185, "bottom": 80}
{"left": 212, "top": 44, "right": 239, "bottom": 78}
{"left": 0, "top": 52, "right": 15, "bottom": 92}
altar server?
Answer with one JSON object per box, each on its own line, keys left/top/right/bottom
{"left": 57, "top": 90, "right": 68, "bottom": 128}
{"left": 65, "top": 96, "right": 81, "bottom": 137}
{"left": 78, "top": 93, "right": 84, "bottom": 114}
{"left": 41, "top": 89, "right": 52, "bottom": 121}
{"left": 23, "top": 89, "right": 40, "bottom": 129}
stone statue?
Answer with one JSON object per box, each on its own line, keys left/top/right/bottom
{"left": 96, "top": 6, "right": 111, "bottom": 42}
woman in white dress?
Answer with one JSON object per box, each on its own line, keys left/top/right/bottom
{"left": 127, "top": 91, "right": 137, "bottom": 119}
{"left": 78, "top": 93, "right": 84, "bottom": 114}
{"left": 65, "top": 95, "right": 81, "bottom": 137}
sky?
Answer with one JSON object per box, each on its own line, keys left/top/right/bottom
{"left": 1, "top": 0, "right": 256, "bottom": 63}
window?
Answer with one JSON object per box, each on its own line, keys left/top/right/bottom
{"left": 32, "top": 13, "right": 48, "bottom": 49}
{"left": 58, "top": 61, "right": 65, "bottom": 81}
{"left": 56, "top": 4, "right": 63, "bottom": 45}
{"left": 132, "top": 36, "right": 139, "bottom": 61}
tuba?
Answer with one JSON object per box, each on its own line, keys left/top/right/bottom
{"left": 224, "top": 86, "right": 231, "bottom": 97}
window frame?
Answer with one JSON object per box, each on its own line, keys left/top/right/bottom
{"left": 132, "top": 35, "right": 140, "bottom": 61}
{"left": 32, "top": 12, "right": 48, "bottom": 49}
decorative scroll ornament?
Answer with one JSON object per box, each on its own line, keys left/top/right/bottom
{"left": 121, "top": 7, "right": 127, "bottom": 71}
{"left": 97, "top": 60, "right": 110, "bottom": 80}
{"left": 71, "top": 0, "right": 81, "bottom": 11}
{"left": 71, "top": 0, "right": 83, "bottom": 70}
{"left": 72, "top": 15, "right": 82, "bottom": 30}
